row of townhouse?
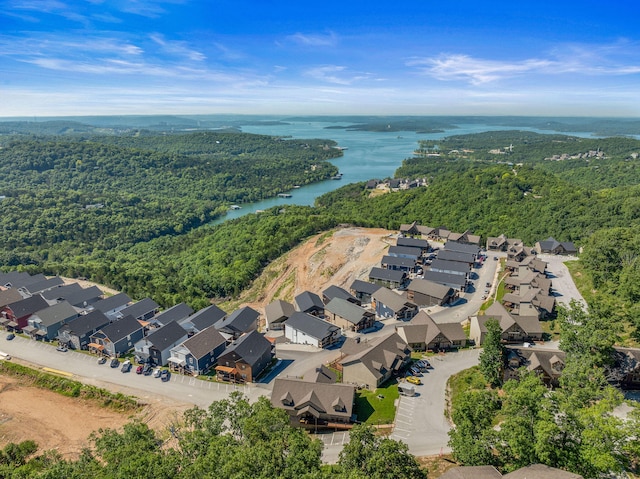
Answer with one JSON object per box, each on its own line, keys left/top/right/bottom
{"left": 0, "top": 272, "right": 274, "bottom": 383}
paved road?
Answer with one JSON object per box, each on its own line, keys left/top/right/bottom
{"left": 390, "top": 348, "right": 481, "bottom": 456}
{"left": 538, "top": 254, "right": 586, "bottom": 308}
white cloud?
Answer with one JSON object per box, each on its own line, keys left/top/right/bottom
{"left": 286, "top": 31, "right": 338, "bottom": 48}
{"left": 304, "top": 65, "right": 371, "bottom": 85}
{"left": 150, "top": 33, "right": 205, "bottom": 61}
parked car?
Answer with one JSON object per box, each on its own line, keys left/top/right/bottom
{"left": 110, "top": 358, "right": 120, "bottom": 368}
{"left": 486, "top": 282, "right": 491, "bottom": 288}
{"left": 153, "top": 368, "right": 162, "bottom": 378}
{"left": 410, "top": 367, "right": 423, "bottom": 377}
{"left": 143, "top": 364, "right": 153, "bottom": 376}
{"left": 160, "top": 370, "right": 170, "bottom": 382}
{"left": 56, "top": 345, "right": 68, "bottom": 352}
{"left": 121, "top": 360, "right": 132, "bottom": 373}
{"left": 6, "top": 333, "right": 15, "bottom": 341}
{"left": 97, "top": 356, "right": 107, "bottom": 365}
{"left": 136, "top": 365, "right": 144, "bottom": 374}
{"left": 406, "top": 376, "right": 422, "bottom": 385}
{"left": 417, "top": 359, "right": 431, "bottom": 369}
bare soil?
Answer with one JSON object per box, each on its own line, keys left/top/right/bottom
{"left": 225, "top": 226, "right": 396, "bottom": 314}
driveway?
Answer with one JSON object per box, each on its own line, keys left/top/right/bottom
{"left": 538, "top": 254, "right": 586, "bottom": 308}
{"left": 389, "top": 348, "right": 481, "bottom": 456}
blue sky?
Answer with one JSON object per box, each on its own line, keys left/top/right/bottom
{"left": 1, "top": 0, "right": 639, "bottom": 117}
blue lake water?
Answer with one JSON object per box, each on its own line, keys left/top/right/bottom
{"left": 214, "top": 121, "right": 599, "bottom": 224}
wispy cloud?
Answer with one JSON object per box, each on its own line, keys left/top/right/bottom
{"left": 150, "top": 33, "right": 205, "bottom": 61}
{"left": 286, "top": 31, "right": 338, "bottom": 48}
{"left": 304, "top": 65, "right": 371, "bottom": 85}
{"left": 408, "top": 41, "right": 640, "bottom": 84}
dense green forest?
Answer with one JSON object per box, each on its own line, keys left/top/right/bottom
{"left": 449, "top": 303, "right": 640, "bottom": 478}
{"left": 0, "top": 393, "right": 426, "bottom": 479}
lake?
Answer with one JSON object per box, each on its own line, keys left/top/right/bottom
{"left": 214, "top": 120, "right": 598, "bottom": 223}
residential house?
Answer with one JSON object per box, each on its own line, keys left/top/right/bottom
{"left": 396, "top": 236, "right": 430, "bottom": 254}
{"left": 305, "top": 364, "right": 338, "bottom": 383}
{"left": 380, "top": 255, "right": 417, "bottom": 273}
{"left": 399, "top": 221, "right": 421, "bottom": 237}
{"left": 443, "top": 241, "right": 480, "bottom": 257}
{"left": 322, "top": 285, "right": 361, "bottom": 306}
{"left": 428, "top": 226, "right": 451, "bottom": 242}
{"left": 387, "top": 245, "right": 422, "bottom": 262}
{"left": 215, "top": 330, "right": 274, "bottom": 383}
{"left": 271, "top": 378, "right": 355, "bottom": 425}
{"left": 1, "top": 294, "right": 49, "bottom": 331}
{"left": 349, "top": 279, "right": 381, "bottom": 305}
{"left": 371, "top": 287, "right": 418, "bottom": 321}
{"left": 324, "top": 297, "right": 375, "bottom": 332}
{"left": 368, "top": 267, "right": 407, "bottom": 289}
{"left": 502, "top": 288, "right": 555, "bottom": 318}
{"left": 134, "top": 321, "right": 188, "bottom": 366}
{"left": 447, "top": 230, "right": 481, "bottom": 245}
{"left": 168, "top": 326, "right": 226, "bottom": 375}
{"left": 470, "top": 302, "right": 543, "bottom": 345}
{"left": 89, "top": 315, "right": 144, "bottom": 357}
{"left": 24, "top": 301, "right": 78, "bottom": 341}
{"left": 421, "top": 270, "right": 467, "bottom": 291}
{"left": 119, "top": 297, "right": 160, "bottom": 321}
{"left": 0, "top": 272, "right": 46, "bottom": 290}
{"left": 396, "top": 311, "right": 466, "bottom": 351}
{"left": 153, "top": 302, "right": 193, "bottom": 327}
{"left": 63, "top": 286, "right": 103, "bottom": 309}
{"left": 265, "top": 299, "right": 296, "bottom": 331}
{"left": 535, "top": 237, "right": 578, "bottom": 255}
{"left": 0, "top": 289, "right": 23, "bottom": 312}
{"left": 92, "top": 292, "right": 132, "bottom": 320}
{"left": 57, "top": 310, "right": 110, "bottom": 350}
{"left": 41, "top": 282, "right": 83, "bottom": 303}
{"left": 18, "top": 276, "right": 64, "bottom": 297}
{"left": 406, "top": 278, "right": 456, "bottom": 307}
{"left": 436, "top": 249, "right": 476, "bottom": 266}
{"left": 284, "top": 312, "right": 342, "bottom": 348}
{"left": 339, "top": 333, "right": 411, "bottom": 390}
{"left": 504, "top": 346, "right": 566, "bottom": 387}
{"left": 294, "top": 291, "right": 325, "bottom": 317}
{"left": 429, "top": 258, "right": 470, "bottom": 278}
{"left": 214, "top": 306, "right": 259, "bottom": 340}
{"left": 179, "top": 304, "right": 227, "bottom": 334}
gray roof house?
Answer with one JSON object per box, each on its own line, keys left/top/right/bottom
{"left": 503, "top": 464, "right": 583, "bottom": 479}
{"left": 134, "top": 321, "right": 189, "bottom": 366}
{"left": 57, "top": 309, "right": 111, "bottom": 351}
{"left": 284, "top": 312, "right": 342, "bottom": 348}
{"left": 339, "top": 333, "right": 411, "bottom": 390}
{"left": 119, "top": 297, "right": 160, "bottom": 321}
{"left": 271, "top": 378, "right": 356, "bottom": 425}
{"left": 179, "top": 304, "right": 227, "bottom": 334}
{"left": 349, "top": 279, "right": 381, "bottom": 305}
{"left": 324, "top": 297, "right": 375, "bottom": 332}
{"left": 19, "top": 276, "right": 65, "bottom": 296}
{"left": 371, "top": 287, "right": 418, "bottom": 321}
{"left": 89, "top": 315, "right": 144, "bottom": 357}
{"left": 322, "top": 285, "right": 361, "bottom": 306}
{"left": 265, "top": 299, "right": 296, "bottom": 331}
{"left": 1, "top": 294, "right": 50, "bottom": 330}
{"left": 429, "top": 258, "right": 470, "bottom": 277}
{"left": 168, "top": 325, "right": 227, "bottom": 375}
{"left": 422, "top": 270, "right": 467, "bottom": 290}
{"left": 535, "top": 237, "right": 577, "bottom": 255}
{"left": 64, "top": 286, "right": 103, "bottom": 309}
{"left": 380, "top": 255, "right": 417, "bottom": 273}
{"left": 388, "top": 245, "right": 422, "bottom": 261}
{"left": 396, "top": 311, "right": 466, "bottom": 351}
{"left": 41, "top": 282, "right": 83, "bottom": 302}
{"left": 214, "top": 306, "right": 259, "bottom": 340}
{"left": 368, "top": 267, "right": 407, "bottom": 289}
{"left": 215, "top": 330, "right": 274, "bottom": 383}
{"left": 406, "top": 278, "right": 456, "bottom": 307}
{"left": 294, "top": 291, "right": 325, "bottom": 317}
{"left": 153, "top": 302, "right": 194, "bottom": 327}
{"left": 436, "top": 249, "right": 476, "bottom": 265}
{"left": 443, "top": 241, "right": 480, "bottom": 256}
{"left": 396, "top": 236, "right": 430, "bottom": 253}
{"left": 0, "top": 288, "right": 23, "bottom": 310}
{"left": 24, "top": 301, "right": 78, "bottom": 341}
{"left": 92, "top": 292, "right": 132, "bottom": 319}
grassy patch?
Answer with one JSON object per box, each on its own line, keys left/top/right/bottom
{"left": 314, "top": 230, "right": 335, "bottom": 247}
{"left": 354, "top": 380, "right": 399, "bottom": 425}
{"left": 564, "top": 260, "right": 596, "bottom": 303}
{"left": 540, "top": 319, "right": 561, "bottom": 342}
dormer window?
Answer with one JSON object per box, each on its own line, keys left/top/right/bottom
{"left": 281, "top": 392, "right": 294, "bottom": 407}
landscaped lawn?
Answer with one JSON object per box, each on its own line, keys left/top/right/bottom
{"left": 354, "top": 379, "right": 399, "bottom": 425}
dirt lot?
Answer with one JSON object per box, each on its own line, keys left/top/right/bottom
{"left": 232, "top": 226, "right": 396, "bottom": 314}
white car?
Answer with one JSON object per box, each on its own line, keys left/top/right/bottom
{"left": 153, "top": 368, "right": 162, "bottom": 378}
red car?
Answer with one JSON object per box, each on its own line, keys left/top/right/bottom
{"left": 136, "top": 365, "right": 144, "bottom": 374}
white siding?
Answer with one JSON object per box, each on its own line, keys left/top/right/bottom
{"left": 284, "top": 324, "right": 320, "bottom": 348}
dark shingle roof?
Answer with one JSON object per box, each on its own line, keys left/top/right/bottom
{"left": 368, "top": 267, "right": 406, "bottom": 283}
{"left": 64, "top": 286, "right": 103, "bottom": 308}
{"left": 98, "top": 315, "right": 142, "bottom": 342}
{"left": 322, "top": 285, "right": 358, "bottom": 304}
{"left": 215, "top": 306, "right": 259, "bottom": 335}
{"left": 60, "top": 310, "right": 110, "bottom": 337}
{"left": 32, "top": 301, "right": 78, "bottom": 327}
{"left": 93, "top": 292, "right": 132, "bottom": 313}
{"left": 181, "top": 326, "right": 226, "bottom": 359}
{"left": 119, "top": 297, "right": 159, "bottom": 319}
{"left": 349, "top": 279, "right": 381, "bottom": 296}
{"left": 222, "top": 330, "right": 272, "bottom": 368}
{"left": 154, "top": 302, "right": 193, "bottom": 325}
{"left": 22, "top": 277, "right": 65, "bottom": 295}
{"left": 422, "top": 270, "right": 466, "bottom": 288}
{"left": 294, "top": 291, "right": 324, "bottom": 313}
{"left": 6, "top": 294, "right": 49, "bottom": 318}
{"left": 325, "top": 298, "right": 372, "bottom": 325}
{"left": 41, "top": 282, "right": 83, "bottom": 301}
{"left": 443, "top": 241, "right": 480, "bottom": 255}
{"left": 144, "top": 321, "right": 188, "bottom": 351}
{"left": 187, "top": 304, "right": 227, "bottom": 331}
{"left": 285, "top": 312, "right": 340, "bottom": 340}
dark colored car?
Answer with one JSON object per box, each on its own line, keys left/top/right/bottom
{"left": 121, "top": 361, "right": 132, "bottom": 373}
{"left": 110, "top": 358, "right": 120, "bottom": 368}
{"left": 160, "top": 370, "right": 170, "bottom": 382}
{"left": 6, "top": 333, "right": 15, "bottom": 341}
{"left": 143, "top": 364, "right": 153, "bottom": 376}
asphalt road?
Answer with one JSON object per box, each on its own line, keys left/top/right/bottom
{"left": 538, "top": 254, "right": 586, "bottom": 307}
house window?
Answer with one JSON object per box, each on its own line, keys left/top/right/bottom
{"left": 240, "top": 364, "right": 245, "bottom": 369}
